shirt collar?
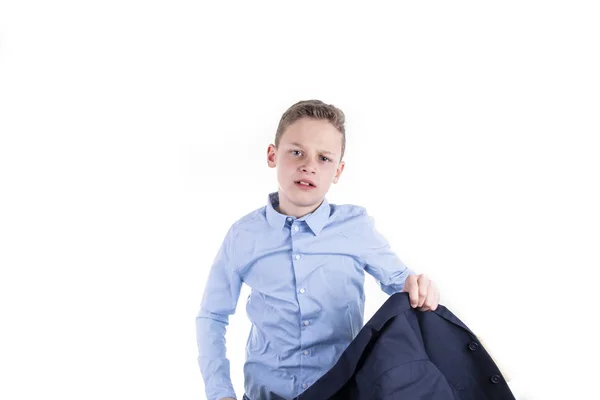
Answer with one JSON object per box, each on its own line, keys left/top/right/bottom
{"left": 265, "top": 192, "right": 330, "bottom": 235}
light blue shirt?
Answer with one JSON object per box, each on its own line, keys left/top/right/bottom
{"left": 196, "top": 192, "right": 414, "bottom": 400}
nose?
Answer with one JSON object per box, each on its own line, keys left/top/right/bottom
{"left": 300, "top": 158, "right": 317, "bottom": 174}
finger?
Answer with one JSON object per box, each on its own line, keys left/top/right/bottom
{"left": 403, "top": 275, "right": 419, "bottom": 308}
{"left": 431, "top": 281, "right": 440, "bottom": 311}
{"left": 417, "top": 274, "right": 430, "bottom": 307}
{"left": 421, "top": 280, "right": 437, "bottom": 311}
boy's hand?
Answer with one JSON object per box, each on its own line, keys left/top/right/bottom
{"left": 402, "top": 274, "right": 440, "bottom": 311}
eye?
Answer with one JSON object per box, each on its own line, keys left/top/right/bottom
{"left": 320, "top": 156, "right": 331, "bottom": 162}
{"left": 291, "top": 150, "right": 302, "bottom": 156}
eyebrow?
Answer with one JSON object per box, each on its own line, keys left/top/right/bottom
{"left": 287, "top": 142, "right": 336, "bottom": 156}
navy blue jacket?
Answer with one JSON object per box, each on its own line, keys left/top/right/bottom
{"left": 295, "top": 292, "right": 516, "bottom": 400}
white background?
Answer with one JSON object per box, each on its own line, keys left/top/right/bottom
{"left": 1, "top": 1, "right": 599, "bottom": 399}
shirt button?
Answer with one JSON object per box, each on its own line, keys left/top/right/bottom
{"left": 299, "top": 288, "right": 306, "bottom": 294}
{"left": 468, "top": 341, "right": 479, "bottom": 351}
{"left": 303, "top": 320, "right": 310, "bottom": 326}
{"left": 490, "top": 374, "right": 501, "bottom": 384}
{"left": 294, "top": 254, "right": 301, "bottom": 260}
{"left": 303, "top": 350, "right": 309, "bottom": 355}
{"left": 294, "top": 225, "right": 299, "bottom": 232}
{"left": 287, "top": 217, "right": 293, "bottom": 222}
{"left": 302, "top": 383, "right": 308, "bottom": 389}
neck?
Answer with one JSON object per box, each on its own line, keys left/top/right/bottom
{"left": 276, "top": 192, "right": 322, "bottom": 218}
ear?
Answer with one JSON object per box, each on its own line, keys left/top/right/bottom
{"left": 267, "top": 144, "right": 277, "bottom": 168}
{"left": 333, "top": 160, "right": 345, "bottom": 183}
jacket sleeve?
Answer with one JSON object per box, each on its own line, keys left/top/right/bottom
{"left": 195, "top": 225, "right": 243, "bottom": 400}
{"left": 357, "top": 209, "right": 416, "bottom": 295}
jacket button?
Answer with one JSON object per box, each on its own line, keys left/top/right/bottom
{"left": 490, "top": 374, "right": 501, "bottom": 384}
{"left": 468, "top": 341, "right": 479, "bottom": 351}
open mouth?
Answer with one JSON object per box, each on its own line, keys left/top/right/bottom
{"left": 295, "top": 180, "right": 316, "bottom": 188}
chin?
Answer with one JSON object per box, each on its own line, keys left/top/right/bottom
{"left": 285, "top": 190, "right": 318, "bottom": 203}
{"left": 294, "top": 199, "right": 321, "bottom": 208}
{"left": 295, "top": 194, "right": 324, "bottom": 207}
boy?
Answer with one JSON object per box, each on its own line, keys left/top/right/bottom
{"left": 196, "top": 100, "right": 440, "bottom": 400}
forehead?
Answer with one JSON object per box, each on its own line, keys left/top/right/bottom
{"left": 280, "top": 118, "right": 342, "bottom": 153}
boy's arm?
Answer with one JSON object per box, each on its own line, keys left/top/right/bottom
{"left": 196, "top": 225, "right": 243, "bottom": 400}
{"left": 356, "top": 209, "right": 416, "bottom": 294}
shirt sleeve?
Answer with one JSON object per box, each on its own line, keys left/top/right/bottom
{"left": 357, "top": 209, "right": 416, "bottom": 295}
{"left": 195, "top": 225, "right": 243, "bottom": 400}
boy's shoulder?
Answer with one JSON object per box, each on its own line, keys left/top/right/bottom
{"left": 231, "top": 204, "right": 266, "bottom": 227}
{"left": 328, "top": 202, "right": 368, "bottom": 219}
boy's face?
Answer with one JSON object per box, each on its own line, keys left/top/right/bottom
{"left": 267, "top": 117, "right": 345, "bottom": 217}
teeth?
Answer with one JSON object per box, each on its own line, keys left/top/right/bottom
{"left": 298, "top": 181, "right": 311, "bottom": 186}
